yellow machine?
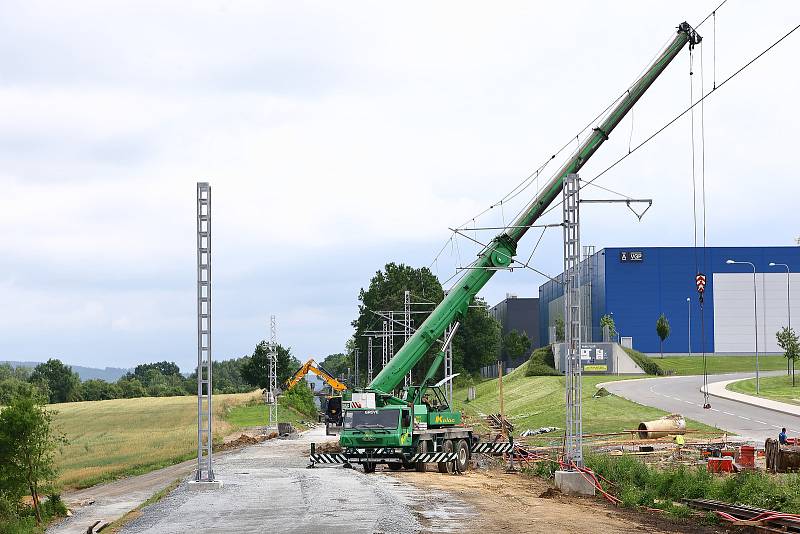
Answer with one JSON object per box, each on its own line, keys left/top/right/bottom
{"left": 286, "top": 358, "right": 347, "bottom": 392}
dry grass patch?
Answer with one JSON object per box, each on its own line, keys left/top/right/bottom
{"left": 52, "top": 392, "right": 259, "bottom": 489}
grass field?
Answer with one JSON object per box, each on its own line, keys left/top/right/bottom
{"left": 52, "top": 392, "right": 260, "bottom": 489}
{"left": 656, "top": 355, "right": 788, "bottom": 376}
{"left": 452, "top": 368, "right": 719, "bottom": 440}
{"left": 727, "top": 374, "right": 800, "bottom": 405}
{"left": 223, "top": 401, "right": 314, "bottom": 428}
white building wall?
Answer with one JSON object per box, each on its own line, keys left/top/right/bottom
{"left": 713, "top": 273, "right": 800, "bottom": 353}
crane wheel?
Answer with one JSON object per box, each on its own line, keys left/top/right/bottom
{"left": 438, "top": 440, "right": 454, "bottom": 474}
{"left": 387, "top": 463, "right": 402, "bottom": 471}
{"left": 363, "top": 462, "right": 376, "bottom": 474}
{"left": 455, "top": 439, "right": 470, "bottom": 472}
{"left": 415, "top": 441, "right": 429, "bottom": 472}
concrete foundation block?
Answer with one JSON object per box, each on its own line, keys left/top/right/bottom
{"left": 554, "top": 470, "right": 595, "bottom": 496}
{"left": 187, "top": 480, "right": 224, "bottom": 490}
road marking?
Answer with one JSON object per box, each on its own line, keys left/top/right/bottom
{"left": 722, "top": 411, "right": 734, "bottom": 416}
{"left": 754, "top": 420, "right": 767, "bottom": 425}
{"left": 739, "top": 416, "right": 752, "bottom": 421}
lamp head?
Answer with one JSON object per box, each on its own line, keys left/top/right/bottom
{"left": 769, "top": 262, "right": 776, "bottom": 266}
{"left": 726, "top": 259, "right": 735, "bottom": 264}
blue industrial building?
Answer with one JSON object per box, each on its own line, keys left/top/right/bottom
{"left": 539, "top": 247, "right": 800, "bottom": 354}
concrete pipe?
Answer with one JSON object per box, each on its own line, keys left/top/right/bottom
{"left": 637, "top": 414, "right": 686, "bottom": 439}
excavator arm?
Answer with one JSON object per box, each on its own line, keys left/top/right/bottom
{"left": 286, "top": 358, "right": 348, "bottom": 392}
{"left": 368, "top": 22, "right": 701, "bottom": 394}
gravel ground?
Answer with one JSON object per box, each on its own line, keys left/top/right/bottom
{"left": 119, "top": 426, "right": 474, "bottom": 534}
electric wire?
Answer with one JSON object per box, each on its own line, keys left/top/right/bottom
{"left": 537, "top": 19, "right": 800, "bottom": 221}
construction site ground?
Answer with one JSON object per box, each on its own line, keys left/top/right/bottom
{"left": 50, "top": 424, "right": 727, "bottom": 533}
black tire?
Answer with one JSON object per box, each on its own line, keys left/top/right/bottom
{"left": 416, "top": 441, "right": 429, "bottom": 472}
{"left": 387, "top": 463, "right": 402, "bottom": 471}
{"left": 455, "top": 439, "right": 470, "bottom": 473}
{"left": 363, "top": 462, "right": 376, "bottom": 474}
{"left": 438, "top": 440, "right": 454, "bottom": 474}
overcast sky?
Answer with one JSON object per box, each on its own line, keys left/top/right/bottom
{"left": 1, "top": 1, "right": 798, "bottom": 372}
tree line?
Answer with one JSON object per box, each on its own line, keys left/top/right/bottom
{"left": 0, "top": 342, "right": 302, "bottom": 406}
{"left": 340, "top": 262, "right": 538, "bottom": 385}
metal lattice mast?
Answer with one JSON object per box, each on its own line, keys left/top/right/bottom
{"left": 196, "top": 182, "right": 214, "bottom": 482}
{"left": 444, "top": 323, "right": 454, "bottom": 407}
{"left": 267, "top": 315, "right": 278, "bottom": 429}
{"left": 404, "top": 290, "right": 411, "bottom": 388}
{"left": 388, "top": 312, "right": 395, "bottom": 372}
{"left": 367, "top": 336, "right": 374, "bottom": 383}
{"left": 582, "top": 245, "right": 595, "bottom": 341}
{"left": 354, "top": 348, "right": 360, "bottom": 387}
{"left": 563, "top": 173, "right": 583, "bottom": 467}
{"left": 382, "top": 321, "right": 388, "bottom": 367}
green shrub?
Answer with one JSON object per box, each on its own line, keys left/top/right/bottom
{"left": 623, "top": 348, "right": 664, "bottom": 376}
{"left": 43, "top": 495, "right": 67, "bottom": 517}
{"left": 583, "top": 453, "right": 800, "bottom": 514}
{"left": 0, "top": 515, "right": 37, "bottom": 534}
{"left": 529, "top": 460, "right": 558, "bottom": 479}
{"left": 525, "top": 346, "right": 560, "bottom": 377}
{"left": 280, "top": 383, "right": 317, "bottom": 418}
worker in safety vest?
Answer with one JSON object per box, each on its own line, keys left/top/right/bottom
{"left": 673, "top": 434, "right": 685, "bottom": 458}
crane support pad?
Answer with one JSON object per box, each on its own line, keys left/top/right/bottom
{"left": 472, "top": 442, "right": 513, "bottom": 454}
{"left": 409, "top": 452, "right": 459, "bottom": 463}
{"left": 309, "top": 453, "right": 348, "bottom": 464}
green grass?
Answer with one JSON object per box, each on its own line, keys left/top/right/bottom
{"left": 224, "top": 401, "right": 312, "bottom": 428}
{"left": 584, "top": 453, "right": 800, "bottom": 513}
{"left": 452, "top": 367, "right": 719, "bottom": 439}
{"left": 51, "top": 392, "right": 260, "bottom": 490}
{"left": 727, "top": 374, "right": 800, "bottom": 405}
{"left": 656, "top": 355, "right": 788, "bottom": 376}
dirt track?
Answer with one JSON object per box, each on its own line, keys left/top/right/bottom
{"left": 393, "top": 467, "right": 725, "bottom": 533}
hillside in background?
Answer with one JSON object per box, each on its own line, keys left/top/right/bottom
{"left": 2, "top": 360, "right": 131, "bottom": 382}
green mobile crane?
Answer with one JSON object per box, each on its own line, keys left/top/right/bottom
{"left": 310, "top": 21, "right": 701, "bottom": 474}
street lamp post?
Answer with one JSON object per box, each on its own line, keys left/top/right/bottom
{"left": 687, "top": 297, "right": 692, "bottom": 357}
{"left": 727, "top": 259, "right": 759, "bottom": 394}
{"left": 770, "top": 262, "right": 792, "bottom": 376}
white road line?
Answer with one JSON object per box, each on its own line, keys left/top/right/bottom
{"left": 754, "top": 420, "right": 767, "bottom": 425}
{"left": 739, "top": 416, "right": 752, "bottom": 421}
{"left": 722, "top": 412, "right": 734, "bottom": 416}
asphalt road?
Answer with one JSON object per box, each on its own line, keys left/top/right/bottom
{"left": 118, "top": 426, "right": 473, "bottom": 534}
{"left": 602, "top": 371, "right": 797, "bottom": 443}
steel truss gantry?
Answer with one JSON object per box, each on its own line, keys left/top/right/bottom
{"left": 563, "top": 173, "right": 583, "bottom": 468}
{"left": 196, "top": 182, "right": 214, "bottom": 482}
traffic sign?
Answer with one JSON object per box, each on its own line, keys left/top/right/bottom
{"left": 695, "top": 273, "right": 707, "bottom": 293}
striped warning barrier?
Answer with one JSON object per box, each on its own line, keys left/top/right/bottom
{"left": 409, "top": 452, "right": 458, "bottom": 463}
{"left": 471, "top": 442, "right": 513, "bottom": 454}
{"left": 309, "top": 453, "right": 348, "bottom": 464}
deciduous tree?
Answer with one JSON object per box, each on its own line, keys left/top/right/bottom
{"left": 656, "top": 314, "right": 671, "bottom": 358}
{"left": 0, "top": 392, "right": 67, "bottom": 525}
{"left": 28, "top": 359, "right": 81, "bottom": 404}
{"left": 777, "top": 327, "right": 800, "bottom": 386}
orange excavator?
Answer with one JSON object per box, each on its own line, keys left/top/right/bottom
{"left": 286, "top": 358, "right": 347, "bottom": 392}
{"left": 286, "top": 359, "right": 347, "bottom": 435}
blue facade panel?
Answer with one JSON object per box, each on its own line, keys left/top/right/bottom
{"left": 539, "top": 246, "right": 800, "bottom": 354}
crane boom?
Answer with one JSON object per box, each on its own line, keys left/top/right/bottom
{"left": 368, "top": 22, "right": 701, "bottom": 394}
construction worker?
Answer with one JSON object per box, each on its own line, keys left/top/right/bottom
{"left": 779, "top": 427, "right": 788, "bottom": 445}
{"left": 674, "top": 433, "right": 685, "bottom": 458}
{"left": 421, "top": 393, "right": 433, "bottom": 410}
